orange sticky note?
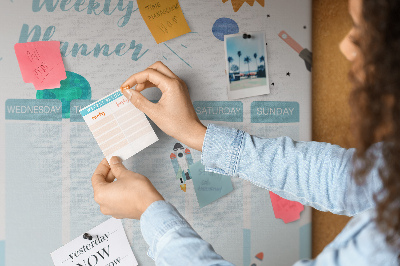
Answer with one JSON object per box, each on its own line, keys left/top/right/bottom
{"left": 14, "top": 41, "right": 67, "bottom": 90}
{"left": 137, "top": 0, "right": 191, "bottom": 44}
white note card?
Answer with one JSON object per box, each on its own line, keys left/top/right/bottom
{"left": 51, "top": 218, "right": 138, "bottom": 266}
{"left": 80, "top": 89, "right": 158, "bottom": 162}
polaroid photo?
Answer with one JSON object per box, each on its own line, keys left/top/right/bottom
{"left": 224, "top": 32, "right": 270, "bottom": 100}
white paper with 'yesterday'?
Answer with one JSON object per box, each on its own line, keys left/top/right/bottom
{"left": 51, "top": 218, "right": 138, "bottom": 266}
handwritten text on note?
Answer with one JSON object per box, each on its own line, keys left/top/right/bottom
{"left": 14, "top": 41, "right": 67, "bottom": 90}
{"left": 137, "top": 0, "right": 191, "bottom": 44}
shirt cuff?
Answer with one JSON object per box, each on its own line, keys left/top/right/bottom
{"left": 201, "top": 124, "right": 245, "bottom": 176}
{"left": 140, "top": 200, "right": 191, "bottom": 260}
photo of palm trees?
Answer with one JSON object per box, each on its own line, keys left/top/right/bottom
{"left": 225, "top": 32, "right": 268, "bottom": 95}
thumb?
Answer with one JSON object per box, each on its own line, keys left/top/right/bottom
{"left": 109, "top": 156, "right": 128, "bottom": 178}
{"left": 92, "top": 159, "right": 111, "bottom": 189}
{"left": 122, "top": 89, "right": 155, "bottom": 116}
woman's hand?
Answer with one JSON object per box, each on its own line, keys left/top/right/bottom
{"left": 91, "top": 157, "right": 164, "bottom": 220}
{"left": 120, "top": 61, "right": 206, "bottom": 151}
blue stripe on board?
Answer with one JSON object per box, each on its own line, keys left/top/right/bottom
{"left": 243, "top": 229, "right": 251, "bottom": 266}
{"left": 0, "top": 240, "right": 4, "bottom": 266}
{"left": 300, "top": 223, "right": 312, "bottom": 259}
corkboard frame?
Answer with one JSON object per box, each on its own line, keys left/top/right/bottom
{"left": 312, "top": 0, "right": 353, "bottom": 258}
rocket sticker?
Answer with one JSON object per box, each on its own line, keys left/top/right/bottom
{"left": 170, "top": 143, "right": 194, "bottom": 192}
{"left": 278, "top": 30, "right": 312, "bottom": 72}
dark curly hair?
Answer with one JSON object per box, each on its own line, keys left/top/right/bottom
{"left": 349, "top": 0, "right": 400, "bottom": 252}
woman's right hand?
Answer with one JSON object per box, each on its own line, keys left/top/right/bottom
{"left": 120, "top": 61, "right": 207, "bottom": 151}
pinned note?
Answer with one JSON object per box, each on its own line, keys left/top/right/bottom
{"left": 80, "top": 90, "right": 158, "bottom": 162}
{"left": 14, "top": 41, "right": 67, "bottom": 90}
{"left": 137, "top": 0, "right": 191, "bottom": 44}
{"left": 51, "top": 218, "right": 138, "bottom": 266}
{"left": 189, "top": 161, "right": 233, "bottom": 208}
{"left": 269, "top": 191, "right": 304, "bottom": 223}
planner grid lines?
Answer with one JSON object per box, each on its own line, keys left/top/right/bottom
{"left": 91, "top": 105, "right": 148, "bottom": 157}
{"left": 80, "top": 90, "right": 158, "bottom": 161}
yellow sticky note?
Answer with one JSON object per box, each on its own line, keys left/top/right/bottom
{"left": 137, "top": 0, "right": 191, "bottom": 44}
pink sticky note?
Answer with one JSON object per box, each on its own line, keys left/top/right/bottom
{"left": 14, "top": 41, "right": 67, "bottom": 90}
{"left": 269, "top": 191, "right": 304, "bottom": 223}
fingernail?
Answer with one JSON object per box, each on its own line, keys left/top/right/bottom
{"left": 110, "top": 156, "right": 122, "bottom": 165}
{"left": 123, "top": 89, "right": 133, "bottom": 100}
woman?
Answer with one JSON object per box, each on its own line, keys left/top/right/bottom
{"left": 90, "top": 0, "right": 400, "bottom": 264}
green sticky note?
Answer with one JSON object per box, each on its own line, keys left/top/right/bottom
{"left": 189, "top": 161, "right": 233, "bottom": 208}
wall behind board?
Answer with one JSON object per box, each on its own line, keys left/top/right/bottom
{"left": 312, "top": 0, "right": 353, "bottom": 258}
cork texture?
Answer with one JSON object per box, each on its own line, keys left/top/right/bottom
{"left": 312, "top": 0, "right": 353, "bottom": 257}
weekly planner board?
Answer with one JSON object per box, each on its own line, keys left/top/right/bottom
{"left": 0, "top": 0, "right": 312, "bottom": 265}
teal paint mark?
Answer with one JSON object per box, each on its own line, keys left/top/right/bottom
{"left": 181, "top": 44, "right": 187, "bottom": 48}
{"left": 36, "top": 71, "right": 91, "bottom": 119}
{"left": 300, "top": 223, "right": 312, "bottom": 259}
{"left": 163, "top": 43, "right": 191, "bottom": 68}
{"left": 5, "top": 99, "right": 62, "bottom": 121}
{"left": 251, "top": 101, "right": 300, "bottom": 123}
{"left": 243, "top": 229, "right": 251, "bottom": 266}
{"left": 193, "top": 101, "right": 243, "bottom": 122}
{"left": 132, "top": 7, "right": 139, "bottom": 13}
{"left": 0, "top": 240, "right": 4, "bottom": 266}
{"left": 163, "top": 56, "right": 167, "bottom": 60}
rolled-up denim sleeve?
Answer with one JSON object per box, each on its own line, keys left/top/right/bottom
{"left": 201, "top": 124, "right": 382, "bottom": 216}
{"left": 140, "top": 200, "right": 234, "bottom": 265}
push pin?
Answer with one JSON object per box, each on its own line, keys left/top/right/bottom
{"left": 243, "top": 33, "right": 251, "bottom": 39}
{"left": 83, "top": 233, "right": 94, "bottom": 240}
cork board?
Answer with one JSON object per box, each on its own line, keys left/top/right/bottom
{"left": 312, "top": 0, "right": 353, "bottom": 257}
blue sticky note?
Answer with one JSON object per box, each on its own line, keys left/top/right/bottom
{"left": 189, "top": 161, "right": 233, "bottom": 208}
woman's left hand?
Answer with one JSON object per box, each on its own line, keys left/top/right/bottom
{"left": 91, "top": 157, "right": 164, "bottom": 220}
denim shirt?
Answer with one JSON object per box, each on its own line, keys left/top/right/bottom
{"left": 140, "top": 124, "right": 399, "bottom": 265}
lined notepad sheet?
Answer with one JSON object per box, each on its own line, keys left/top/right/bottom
{"left": 80, "top": 90, "right": 158, "bottom": 162}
